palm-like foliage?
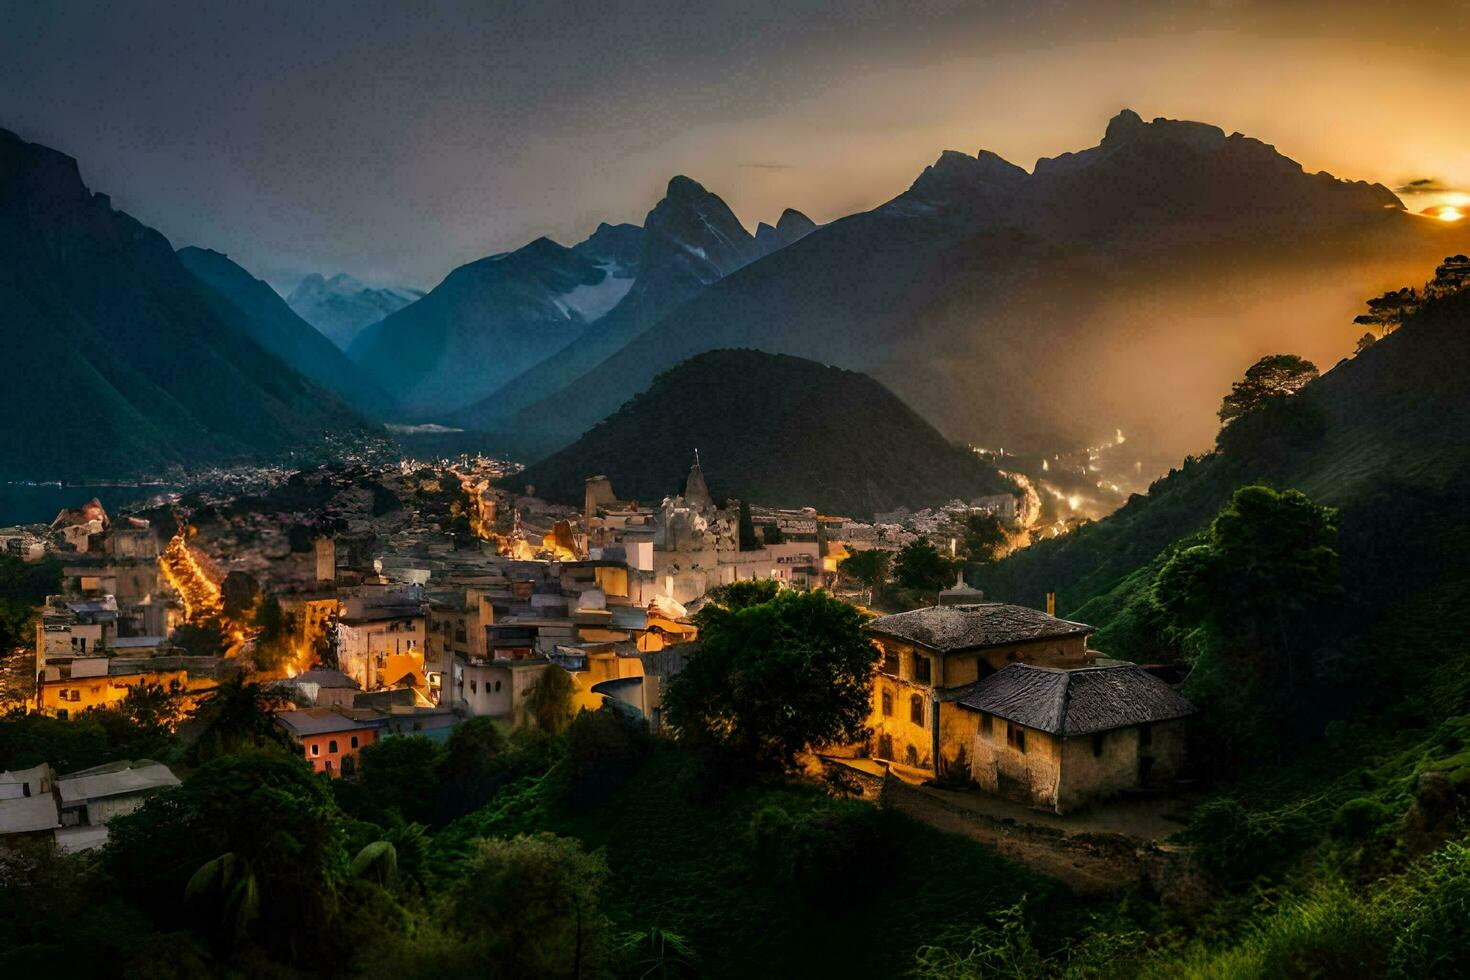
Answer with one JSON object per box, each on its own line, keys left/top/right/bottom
{"left": 185, "top": 852, "right": 259, "bottom": 943}
{"left": 620, "top": 926, "right": 699, "bottom": 979}
{"left": 186, "top": 674, "right": 292, "bottom": 762}
{"left": 349, "top": 840, "right": 398, "bottom": 888}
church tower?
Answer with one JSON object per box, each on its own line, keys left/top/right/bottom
{"left": 683, "top": 449, "right": 715, "bottom": 512}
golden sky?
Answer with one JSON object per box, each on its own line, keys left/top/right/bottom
{"left": 3, "top": 1, "right": 1466, "bottom": 287}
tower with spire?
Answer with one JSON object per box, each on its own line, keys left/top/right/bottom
{"left": 683, "top": 449, "right": 715, "bottom": 512}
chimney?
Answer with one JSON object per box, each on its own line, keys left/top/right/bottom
{"left": 315, "top": 536, "right": 336, "bottom": 583}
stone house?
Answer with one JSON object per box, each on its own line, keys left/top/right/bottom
{"left": 943, "top": 663, "right": 1195, "bottom": 813}
{"left": 864, "top": 602, "right": 1195, "bottom": 812}
{"left": 866, "top": 602, "right": 1094, "bottom": 770}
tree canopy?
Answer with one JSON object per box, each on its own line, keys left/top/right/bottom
{"left": 839, "top": 549, "right": 891, "bottom": 603}
{"left": 893, "top": 538, "right": 958, "bottom": 592}
{"left": 955, "top": 511, "right": 1009, "bottom": 565}
{"left": 1154, "top": 485, "right": 1341, "bottom": 689}
{"left": 445, "top": 833, "right": 612, "bottom": 978}
{"left": 666, "top": 588, "right": 875, "bottom": 772}
{"left": 1218, "top": 354, "right": 1319, "bottom": 426}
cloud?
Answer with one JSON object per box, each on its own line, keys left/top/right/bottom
{"left": 739, "top": 161, "right": 797, "bottom": 171}
{"left": 1396, "top": 177, "right": 1449, "bottom": 194}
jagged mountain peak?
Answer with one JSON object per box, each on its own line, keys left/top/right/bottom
{"left": 895, "top": 146, "right": 1029, "bottom": 216}
{"left": 756, "top": 207, "right": 818, "bottom": 254}
{"left": 664, "top": 174, "right": 711, "bottom": 200}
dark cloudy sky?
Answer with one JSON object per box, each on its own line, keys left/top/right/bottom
{"left": 2, "top": 0, "right": 1466, "bottom": 291}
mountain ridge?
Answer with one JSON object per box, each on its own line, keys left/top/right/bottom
{"left": 178, "top": 246, "right": 400, "bottom": 420}
{"left": 501, "top": 348, "right": 1012, "bottom": 517}
{"left": 461, "top": 109, "right": 1468, "bottom": 466}
{"left": 0, "top": 127, "right": 381, "bottom": 481}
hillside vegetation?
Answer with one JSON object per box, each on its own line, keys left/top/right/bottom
{"left": 503, "top": 349, "right": 1011, "bottom": 517}
{"left": 959, "top": 274, "right": 1470, "bottom": 975}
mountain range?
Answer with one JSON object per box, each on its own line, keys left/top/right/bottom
{"left": 351, "top": 176, "right": 816, "bottom": 418}
{"left": 439, "top": 110, "right": 1469, "bottom": 468}
{"left": 286, "top": 273, "right": 422, "bottom": 351}
{"left": 347, "top": 221, "right": 646, "bottom": 415}
{"left": 0, "top": 127, "right": 380, "bottom": 482}
{"left": 177, "top": 247, "right": 399, "bottom": 420}
{"left": 5, "top": 109, "right": 1468, "bottom": 495}
{"left": 501, "top": 349, "right": 1010, "bottom": 517}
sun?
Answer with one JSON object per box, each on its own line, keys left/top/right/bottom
{"left": 1438, "top": 206, "right": 1465, "bottom": 223}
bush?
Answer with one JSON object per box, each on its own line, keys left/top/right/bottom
{"left": 444, "top": 833, "right": 611, "bottom": 977}
{"left": 1331, "top": 797, "right": 1393, "bottom": 841}
{"left": 1184, "top": 796, "right": 1313, "bottom": 885}
{"left": 561, "top": 708, "right": 650, "bottom": 811}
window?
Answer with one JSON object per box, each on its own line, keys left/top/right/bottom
{"left": 913, "top": 656, "right": 931, "bottom": 685}
{"left": 328, "top": 740, "right": 338, "bottom": 754}
{"left": 494, "top": 680, "right": 502, "bottom": 692}
{"left": 1007, "top": 723, "right": 1026, "bottom": 753}
{"left": 882, "top": 648, "right": 900, "bottom": 676}
{"left": 981, "top": 714, "right": 993, "bottom": 738}
{"left": 311, "top": 744, "right": 320, "bottom": 756}
{"left": 1138, "top": 724, "right": 1153, "bottom": 748}
{"left": 1092, "top": 732, "right": 1105, "bottom": 758}
{"left": 350, "top": 736, "right": 359, "bottom": 749}
{"left": 904, "top": 745, "right": 919, "bottom": 766}
{"left": 881, "top": 689, "right": 893, "bottom": 717}
{"left": 910, "top": 694, "right": 925, "bottom": 726}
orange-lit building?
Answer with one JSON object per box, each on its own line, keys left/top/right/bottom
{"left": 275, "top": 708, "right": 385, "bottom": 777}
{"left": 36, "top": 658, "right": 201, "bottom": 719}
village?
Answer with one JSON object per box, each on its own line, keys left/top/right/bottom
{"left": 0, "top": 453, "right": 1195, "bottom": 870}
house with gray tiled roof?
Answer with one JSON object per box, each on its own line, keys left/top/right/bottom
{"left": 863, "top": 603, "right": 1195, "bottom": 813}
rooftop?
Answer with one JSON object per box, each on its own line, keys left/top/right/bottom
{"left": 275, "top": 707, "right": 386, "bottom": 737}
{"left": 57, "top": 760, "right": 180, "bottom": 805}
{"left": 866, "top": 603, "right": 1093, "bottom": 653}
{"left": 946, "top": 663, "right": 1197, "bottom": 736}
{"left": 0, "top": 794, "right": 60, "bottom": 835}
{"left": 290, "top": 668, "right": 360, "bottom": 689}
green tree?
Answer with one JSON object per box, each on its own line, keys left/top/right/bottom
{"left": 1218, "top": 354, "right": 1319, "bottom": 426}
{"left": 0, "top": 555, "right": 61, "bottom": 653}
{"left": 1353, "top": 286, "right": 1420, "bottom": 336}
{"left": 250, "top": 596, "right": 294, "bottom": 672}
{"left": 666, "top": 588, "right": 875, "bottom": 772}
{"left": 1154, "top": 485, "right": 1341, "bottom": 692}
{"left": 171, "top": 621, "right": 228, "bottom": 658}
{"left": 90, "top": 681, "right": 184, "bottom": 759}
{"left": 351, "top": 734, "right": 444, "bottom": 825}
{"left": 699, "top": 578, "right": 781, "bottom": 616}
{"left": 956, "top": 512, "right": 1009, "bottom": 565}
{"left": 186, "top": 674, "right": 292, "bottom": 762}
{"left": 893, "top": 539, "right": 957, "bottom": 593}
{"left": 219, "top": 571, "right": 259, "bottom": 620}
{"left": 522, "top": 666, "right": 575, "bottom": 735}
{"left": 562, "top": 707, "right": 650, "bottom": 811}
{"left": 446, "top": 833, "right": 611, "bottom": 978}
{"left": 108, "top": 750, "right": 347, "bottom": 963}
{"left": 737, "top": 499, "right": 759, "bottom": 551}
{"left": 839, "top": 549, "right": 890, "bottom": 604}
{"left": 438, "top": 716, "right": 509, "bottom": 815}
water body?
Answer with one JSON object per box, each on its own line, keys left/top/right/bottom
{"left": 0, "top": 483, "right": 183, "bottom": 526}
